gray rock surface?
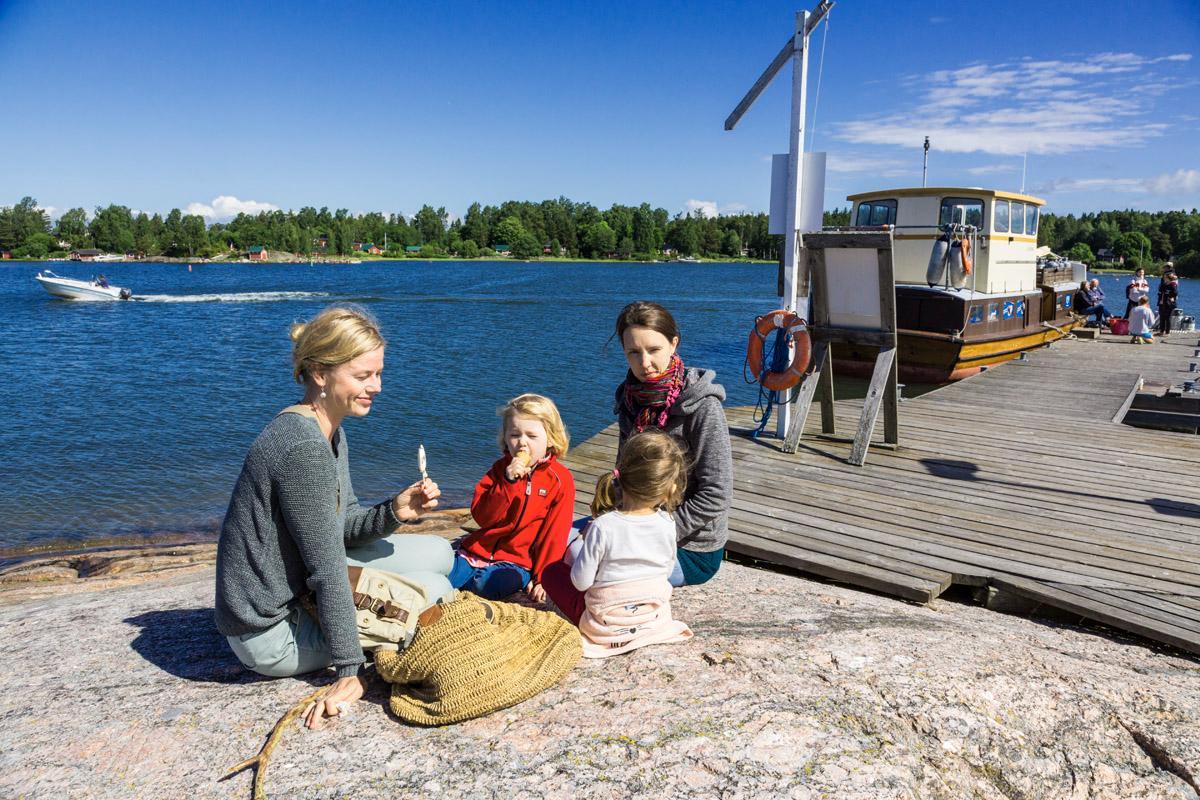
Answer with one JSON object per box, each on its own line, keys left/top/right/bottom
{"left": 2, "top": 542, "right": 1198, "bottom": 799}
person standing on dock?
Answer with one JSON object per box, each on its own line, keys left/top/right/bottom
{"left": 1124, "top": 268, "right": 1149, "bottom": 319}
{"left": 609, "top": 301, "right": 733, "bottom": 586}
{"left": 1157, "top": 269, "right": 1179, "bottom": 337}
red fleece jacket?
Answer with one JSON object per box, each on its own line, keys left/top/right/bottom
{"left": 461, "top": 453, "right": 576, "bottom": 581}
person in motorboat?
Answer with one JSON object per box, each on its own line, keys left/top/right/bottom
{"left": 96, "top": 274, "right": 110, "bottom": 288}
{"left": 214, "top": 304, "right": 455, "bottom": 730}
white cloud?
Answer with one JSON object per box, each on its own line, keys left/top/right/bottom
{"left": 965, "top": 163, "right": 1020, "bottom": 175}
{"left": 38, "top": 205, "right": 59, "bottom": 220}
{"left": 185, "top": 195, "right": 279, "bottom": 221}
{"left": 826, "top": 153, "right": 912, "bottom": 178}
{"left": 685, "top": 199, "right": 718, "bottom": 218}
{"left": 1037, "top": 168, "right": 1200, "bottom": 196}
{"left": 1144, "top": 168, "right": 1200, "bottom": 194}
{"left": 835, "top": 51, "right": 1190, "bottom": 157}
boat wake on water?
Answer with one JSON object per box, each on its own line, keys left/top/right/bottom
{"left": 132, "top": 291, "right": 330, "bottom": 303}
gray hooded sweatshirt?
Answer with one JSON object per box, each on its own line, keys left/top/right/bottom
{"left": 615, "top": 367, "right": 733, "bottom": 552}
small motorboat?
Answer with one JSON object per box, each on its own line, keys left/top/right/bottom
{"left": 35, "top": 270, "right": 132, "bottom": 301}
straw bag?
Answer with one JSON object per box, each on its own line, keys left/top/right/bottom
{"left": 374, "top": 594, "right": 581, "bottom": 725}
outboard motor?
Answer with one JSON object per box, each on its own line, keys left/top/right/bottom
{"left": 119, "top": 287, "right": 132, "bottom": 300}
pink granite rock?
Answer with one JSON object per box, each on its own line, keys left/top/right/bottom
{"left": 1, "top": 549, "right": 1197, "bottom": 799}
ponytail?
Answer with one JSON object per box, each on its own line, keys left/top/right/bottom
{"left": 591, "top": 472, "right": 620, "bottom": 516}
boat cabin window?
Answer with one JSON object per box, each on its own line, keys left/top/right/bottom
{"left": 1011, "top": 202, "right": 1026, "bottom": 235}
{"left": 994, "top": 200, "right": 1010, "bottom": 233}
{"left": 854, "top": 200, "right": 897, "bottom": 226}
{"left": 1025, "top": 204, "right": 1039, "bottom": 237}
{"left": 939, "top": 197, "right": 983, "bottom": 228}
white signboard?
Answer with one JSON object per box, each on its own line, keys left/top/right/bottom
{"left": 825, "top": 247, "right": 882, "bottom": 330}
{"left": 768, "top": 152, "right": 827, "bottom": 235}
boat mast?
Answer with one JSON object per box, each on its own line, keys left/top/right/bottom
{"left": 726, "top": 0, "right": 834, "bottom": 437}
{"left": 923, "top": 136, "right": 930, "bottom": 187}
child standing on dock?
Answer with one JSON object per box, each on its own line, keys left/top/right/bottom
{"left": 1124, "top": 268, "right": 1150, "bottom": 319}
{"left": 450, "top": 394, "right": 575, "bottom": 601}
{"left": 540, "top": 431, "right": 693, "bottom": 657}
{"left": 1128, "top": 296, "right": 1157, "bottom": 344}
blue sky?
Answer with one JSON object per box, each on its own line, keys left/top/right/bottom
{"left": 1, "top": 0, "right": 1197, "bottom": 222}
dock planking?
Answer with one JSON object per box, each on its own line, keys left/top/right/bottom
{"left": 562, "top": 332, "right": 1200, "bottom": 655}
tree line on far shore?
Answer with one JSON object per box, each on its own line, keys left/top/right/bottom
{"left": 0, "top": 195, "right": 1197, "bottom": 276}
{"left": 1040, "top": 209, "right": 1200, "bottom": 276}
{"left": 0, "top": 196, "right": 789, "bottom": 262}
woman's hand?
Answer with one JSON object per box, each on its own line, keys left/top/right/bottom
{"left": 526, "top": 581, "right": 547, "bottom": 604}
{"left": 393, "top": 478, "right": 440, "bottom": 522}
{"left": 303, "top": 674, "right": 365, "bottom": 730}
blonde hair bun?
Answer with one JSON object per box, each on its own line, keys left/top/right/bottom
{"left": 291, "top": 305, "right": 386, "bottom": 384}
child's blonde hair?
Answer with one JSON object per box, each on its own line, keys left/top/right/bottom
{"left": 1138, "top": 296, "right": 1150, "bottom": 306}
{"left": 498, "top": 394, "right": 570, "bottom": 456}
{"left": 591, "top": 430, "right": 687, "bottom": 516}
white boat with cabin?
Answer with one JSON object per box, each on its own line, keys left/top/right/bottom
{"left": 833, "top": 187, "right": 1084, "bottom": 382}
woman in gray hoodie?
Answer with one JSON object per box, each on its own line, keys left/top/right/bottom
{"left": 612, "top": 301, "right": 734, "bottom": 585}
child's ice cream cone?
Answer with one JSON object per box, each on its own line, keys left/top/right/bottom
{"left": 513, "top": 450, "right": 532, "bottom": 466}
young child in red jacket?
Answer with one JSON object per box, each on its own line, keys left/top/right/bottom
{"left": 449, "top": 393, "right": 576, "bottom": 601}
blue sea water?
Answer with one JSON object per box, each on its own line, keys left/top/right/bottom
{"left": 0, "top": 259, "right": 781, "bottom": 551}
{"left": 0, "top": 261, "right": 1190, "bottom": 553}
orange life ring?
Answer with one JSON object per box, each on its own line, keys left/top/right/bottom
{"left": 746, "top": 310, "right": 812, "bottom": 391}
{"left": 961, "top": 237, "right": 973, "bottom": 275}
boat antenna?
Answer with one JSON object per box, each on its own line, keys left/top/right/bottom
{"left": 807, "top": 10, "right": 832, "bottom": 152}
{"left": 1021, "top": 151, "right": 1028, "bottom": 193}
{"left": 922, "top": 136, "right": 930, "bottom": 187}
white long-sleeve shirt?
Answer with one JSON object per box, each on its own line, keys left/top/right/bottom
{"left": 1127, "top": 278, "right": 1149, "bottom": 303}
{"left": 1129, "top": 304, "right": 1157, "bottom": 335}
{"left": 570, "top": 510, "right": 677, "bottom": 591}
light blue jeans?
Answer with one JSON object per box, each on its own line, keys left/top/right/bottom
{"left": 225, "top": 533, "right": 455, "bottom": 678}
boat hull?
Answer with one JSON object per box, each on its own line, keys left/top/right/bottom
{"left": 831, "top": 284, "right": 1082, "bottom": 383}
{"left": 35, "top": 274, "right": 129, "bottom": 301}
{"left": 833, "top": 323, "right": 1081, "bottom": 384}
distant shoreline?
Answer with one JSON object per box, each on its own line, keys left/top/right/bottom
{"left": 5, "top": 256, "right": 778, "bottom": 266}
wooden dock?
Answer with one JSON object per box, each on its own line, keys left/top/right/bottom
{"left": 563, "top": 331, "right": 1200, "bottom": 655}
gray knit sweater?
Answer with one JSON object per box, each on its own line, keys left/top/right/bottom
{"left": 214, "top": 411, "right": 401, "bottom": 677}
{"left": 616, "top": 367, "right": 733, "bottom": 553}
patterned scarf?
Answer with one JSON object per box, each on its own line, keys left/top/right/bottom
{"left": 623, "top": 352, "right": 685, "bottom": 432}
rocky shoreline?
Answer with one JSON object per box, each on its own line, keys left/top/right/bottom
{"left": 2, "top": 510, "right": 1198, "bottom": 799}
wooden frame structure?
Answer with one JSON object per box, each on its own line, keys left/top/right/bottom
{"left": 783, "top": 230, "right": 899, "bottom": 465}
{"left": 725, "top": 0, "right": 834, "bottom": 438}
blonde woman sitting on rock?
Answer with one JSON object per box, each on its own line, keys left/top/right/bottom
{"left": 214, "top": 305, "right": 455, "bottom": 730}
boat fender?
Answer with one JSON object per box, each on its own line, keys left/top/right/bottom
{"left": 948, "top": 240, "right": 969, "bottom": 289}
{"left": 747, "top": 310, "right": 812, "bottom": 391}
{"left": 926, "top": 234, "right": 950, "bottom": 287}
